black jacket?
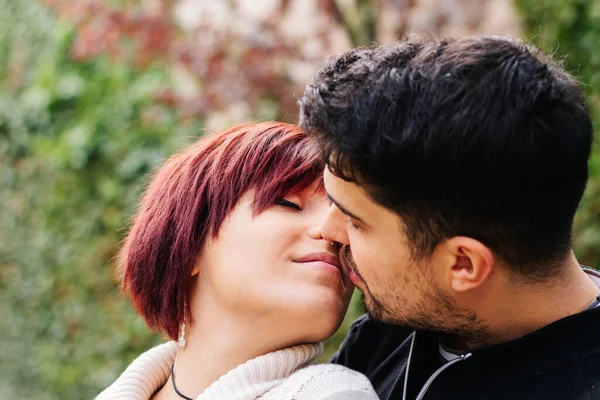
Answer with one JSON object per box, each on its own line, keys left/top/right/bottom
{"left": 331, "top": 269, "right": 600, "bottom": 400}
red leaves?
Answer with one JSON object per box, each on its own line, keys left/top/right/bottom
{"left": 46, "top": 0, "right": 172, "bottom": 66}
{"left": 47, "top": 0, "right": 510, "bottom": 124}
{"left": 43, "top": 0, "right": 316, "bottom": 123}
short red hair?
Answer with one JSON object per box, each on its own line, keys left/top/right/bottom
{"left": 119, "top": 122, "right": 324, "bottom": 340}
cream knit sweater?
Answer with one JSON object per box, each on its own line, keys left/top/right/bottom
{"left": 96, "top": 341, "right": 379, "bottom": 400}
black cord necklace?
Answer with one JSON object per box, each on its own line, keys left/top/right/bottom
{"left": 170, "top": 363, "right": 194, "bottom": 400}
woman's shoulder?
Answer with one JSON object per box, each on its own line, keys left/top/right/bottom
{"left": 96, "top": 341, "right": 177, "bottom": 400}
{"left": 275, "top": 363, "right": 379, "bottom": 399}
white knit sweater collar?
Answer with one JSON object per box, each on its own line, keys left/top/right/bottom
{"left": 96, "top": 341, "right": 323, "bottom": 400}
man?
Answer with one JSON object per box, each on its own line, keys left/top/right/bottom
{"left": 299, "top": 36, "right": 600, "bottom": 400}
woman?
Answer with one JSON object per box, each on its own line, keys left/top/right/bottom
{"left": 97, "top": 122, "right": 378, "bottom": 400}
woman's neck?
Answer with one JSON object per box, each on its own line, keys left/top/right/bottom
{"left": 153, "top": 309, "right": 295, "bottom": 400}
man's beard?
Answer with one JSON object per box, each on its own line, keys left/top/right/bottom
{"left": 342, "top": 245, "right": 489, "bottom": 345}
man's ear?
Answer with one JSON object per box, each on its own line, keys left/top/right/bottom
{"left": 442, "top": 236, "right": 494, "bottom": 293}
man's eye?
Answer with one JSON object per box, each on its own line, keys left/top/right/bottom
{"left": 276, "top": 198, "right": 302, "bottom": 211}
{"left": 347, "top": 217, "right": 360, "bottom": 230}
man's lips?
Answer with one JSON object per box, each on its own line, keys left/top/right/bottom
{"left": 340, "top": 245, "right": 362, "bottom": 286}
{"left": 339, "top": 245, "right": 354, "bottom": 270}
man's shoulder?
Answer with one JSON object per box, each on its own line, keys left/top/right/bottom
{"left": 331, "top": 314, "right": 414, "bottom": 373}
{"left": 345, "top": 314, "right": 412, "bottom": 337}
{"left": 575, "top": 344, "right": 600, "bottom": 399}
{"left": 340, "top": 314, "right": 414, "bottom": 345}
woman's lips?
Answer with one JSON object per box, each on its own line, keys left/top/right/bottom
{"left": 294, "top": 252, "right": 345, "bottom": 284}
{"left": 295, "top": 252, "right": 341, "bottom": 271}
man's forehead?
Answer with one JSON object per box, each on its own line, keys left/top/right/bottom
{"left": 324, "top": 168, "right": 369, "bottom": 199}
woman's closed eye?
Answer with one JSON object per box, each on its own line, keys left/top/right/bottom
{"left": 276, "top": 198, "right": 302, "bottom": 211}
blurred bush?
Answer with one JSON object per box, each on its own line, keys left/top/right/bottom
{"left": 0, "top": 1, "right": 198, "bottom": 398}
{"left": 1, "top": 0, "right": 597, "bottom": 399}
{"left": 517, "top": 0, "right": 600, "bottom": 269}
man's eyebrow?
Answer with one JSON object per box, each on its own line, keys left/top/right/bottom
{"left": 326, "top": 192, "right": 366, "bottom": 224}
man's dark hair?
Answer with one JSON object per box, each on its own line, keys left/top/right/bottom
{"left": 299, "top": 35, "right": 593, "bottom": 280}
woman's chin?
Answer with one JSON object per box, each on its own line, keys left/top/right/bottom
{"left": 247, "top": 288, "right": 351, "bottom": 342}
{"left": 291, "top": 302, "right": 348, "bottom": 342}
{"left": 296, "top": 322, "right": 342, "bottom": 343}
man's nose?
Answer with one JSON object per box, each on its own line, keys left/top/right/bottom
{"left": 320, "top": 204, "right": 350, "bottom": 245}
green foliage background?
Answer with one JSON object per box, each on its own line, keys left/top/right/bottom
{"left": 0, "top": 1, "right": 199, "bottom": 398}
{"left": 0, "top": 0, "right": 599, "bottom": 399}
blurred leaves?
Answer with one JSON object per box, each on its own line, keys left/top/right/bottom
{"left": 0, "top": 0, "right": 598, "bottom": 399}
{"left": 43, "top": 0, "right": 324, "bottom": 123}
{"left": 0, "top": 1, "right": 194, "bottom": 398}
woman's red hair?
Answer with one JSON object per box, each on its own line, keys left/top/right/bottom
{"left": 119, "top": 122, "right": 324, "bottom": 340}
